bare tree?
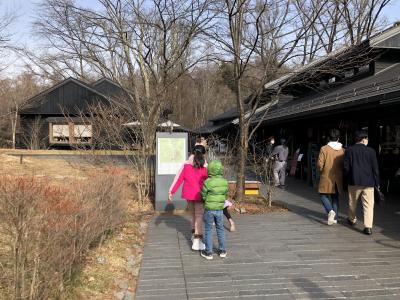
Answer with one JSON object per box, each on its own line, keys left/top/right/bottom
{"left": 20, "top": 116, "right": 47, "bottom": 150}
{"left": 208, "top": 0, "right": 325, "bottom": 200}
{"left": 33, "top": 0, "right": 215, "bottom": 202}
{"left": 68, "top": 100, "right": 156, "bottom": 204}
{"left": 249, "top": 138, "right": 275, "bottom": 206}
{"left": 295, "top": 0, "right": 391, "bottom": 65}
{"left": 23, "top": 0, "right": 391, "bottom": 202}
{"left": 342, "top": 0, "right": 391, "bottom": 45}
{"left": 167, "top": 64, "right": 236, "bottom": 129}
{"left": 0, "top": 2, "right": 14, "bottom": 46}
{"left": 36, "top": 0, "right": 214, "bottom": 147}
{"left": 207, "top": 0, "right": 390, "bottom": 201}
{"left": 0, "top": 71, "right": 42, "bottom": 148}
{"left": 0, "top": 1, "right": 16, "bottom": 73}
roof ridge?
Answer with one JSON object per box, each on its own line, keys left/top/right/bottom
{"left": 92, "top": 77, "right": 122, "bottom": 87}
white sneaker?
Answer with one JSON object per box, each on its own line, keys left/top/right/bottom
{"left": 327, "top": 210, "right": 336, "bottom": 225}
{"left": 199, "top": 240, "right": 205, "bottom": 251}
{"left": 192, "top": 238, "right": 205, "bottom": 251}
{"left": 219, "top": 250, "right": 227, "bottom": 258}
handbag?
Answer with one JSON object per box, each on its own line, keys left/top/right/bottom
{"left": 374, "top": 187, "right": 385, "bottom": 207}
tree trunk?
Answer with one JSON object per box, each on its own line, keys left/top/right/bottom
{"left": 236, "top": 118, "right": 248, "bottom": 201}
{"left": 235, "top": 73, "right": 247, "bottom": 200}
{"left": 11, "top": 106, "right": 18, "bottom": 149}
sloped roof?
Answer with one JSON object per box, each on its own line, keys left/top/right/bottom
{"left": 92, "top": 77, "right": 119, "bottom": 86}
{"left": 228, "top": 24, "right": 400, "bottom": 126}
{"left": 209, "top": 107, "right": 239, "bottom": 122}
{"left": 20, "top": 77, "right": 109, "bottom": 113}
{"left": 195, "top": 121, "right": 233, "bottom": 134}
{"left": 370, "top": 23, "right": 400, "bottom": 48}
{"left": 263, "top": 24, "right": 400, "bottom": 93}
{"left": 198, "top": 25, "right": 400, "bottom": 131}
{"left": 252, "top": 62, "right": 400, "bottom": 125}
{"left": 92, "top": 77, "right": 126, "bottom": 96}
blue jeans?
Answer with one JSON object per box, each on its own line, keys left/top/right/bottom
{"left": 203, "top": 210, "right": 226, "bottom": 253}
{"left": 320, "top": 193, "right": 339, "bottom": 219}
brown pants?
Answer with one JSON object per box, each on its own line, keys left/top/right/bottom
{"left": 187, "top": 201, "right": 204, "bottom": 235}
{"left": 348, "top": 185, "right": 374, "bottom": 228}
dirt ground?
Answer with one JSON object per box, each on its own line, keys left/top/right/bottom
{"left": 0, "top": 149, "right": 153, "bottom": 300}
{"left": 233, "top": 197, "right": 288, "bottom": 214}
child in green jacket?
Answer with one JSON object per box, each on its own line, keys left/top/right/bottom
{"left": 200, "top": 160, "right": 228, "bottom": 260}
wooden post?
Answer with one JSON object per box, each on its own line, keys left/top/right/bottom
{"left": 69, "top": 122, "right": 75, "bottom": 144}
{"left": 48, "top": 123, "right": 53, "bottom": 144}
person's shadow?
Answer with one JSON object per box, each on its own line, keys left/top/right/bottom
{"left": 292, "top": 278, "right": 339, "bottom": 298}
{"left": 154, "top": 204, "right": 192, "bottom": 248}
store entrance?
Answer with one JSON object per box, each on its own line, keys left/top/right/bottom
{"left": 377, "top": 119, "right": 400, "bottom": 195}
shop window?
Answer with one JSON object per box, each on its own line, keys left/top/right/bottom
{"left": 50, "top": 123, "right": 92, "bottom": 144}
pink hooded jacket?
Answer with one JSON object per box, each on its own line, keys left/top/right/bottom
{"left": 169, "top": 159, "right": 208, "bottom": 201}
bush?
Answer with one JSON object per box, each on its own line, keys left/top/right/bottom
{"left": 0, "top": 171, "right": 128, "bottom": 299}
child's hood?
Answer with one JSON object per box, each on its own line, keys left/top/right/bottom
{"left": 208, "top": 160, "right": 223, "bottom": 177}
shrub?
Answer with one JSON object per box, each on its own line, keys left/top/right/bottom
{"left": 0, "top": 171, "right": 128, "bottom": 299}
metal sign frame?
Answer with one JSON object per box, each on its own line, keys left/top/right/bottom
{"left": 155, "top": 131, "right": 188, "bottom": 211}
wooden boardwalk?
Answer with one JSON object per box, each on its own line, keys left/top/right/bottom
{"left": 136, "top": 180, "right": 400, "bottom": 299}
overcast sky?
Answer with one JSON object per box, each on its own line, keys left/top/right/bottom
{"left": 2, "top": 0, "right": 400, "bottom": 77}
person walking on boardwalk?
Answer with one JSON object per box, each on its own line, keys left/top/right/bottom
{"left": 344, "top": 130, "right": 380, "bottom": 235}
{"left": 317, "top": 129, "right": 345, "bottom": 225}
{"left": 271, "top": 138, "right": 289, "bottom": 188}
{"left": 200, "top": 160, "right": 229, "bottom": 260}
{"left": 169, "top": 147, "right": 208, "bottom": 250}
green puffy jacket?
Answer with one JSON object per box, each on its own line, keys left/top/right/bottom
{"left": 201, "top": 160, "right": 228, "bottom": 211}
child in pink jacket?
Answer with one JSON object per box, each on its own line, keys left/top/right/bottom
{"left": 169, "top": 146, "right": 208, "bottom": 251}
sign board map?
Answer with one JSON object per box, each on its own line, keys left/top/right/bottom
{"left": 157, "top": 137, "right": 186, "bottom": 175}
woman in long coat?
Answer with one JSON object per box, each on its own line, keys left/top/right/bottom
{"left": 317, "top": 129, "right": 345, "bottom": 225}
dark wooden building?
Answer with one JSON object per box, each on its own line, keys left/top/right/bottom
{"left": 17, "top": 77, "right": 124, "bottom": 148}
{"left": 198, "top": 24, "right": 400, "bottom": 196}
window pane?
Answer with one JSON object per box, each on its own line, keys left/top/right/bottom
{"left": 74, "top": 124, "right": 92, "bottom": 138}
{"left": 52, "top": 124, "right": 69, "bottom": 137}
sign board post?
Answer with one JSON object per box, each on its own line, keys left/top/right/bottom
{"left": 155, "top": 132, "right": 188, "bottom": 211}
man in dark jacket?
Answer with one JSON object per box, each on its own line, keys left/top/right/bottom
{"left": 344, "top": 130, "right": 380, "bottom": 235}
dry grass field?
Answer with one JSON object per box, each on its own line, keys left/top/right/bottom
{"left": 0, "top": 148, "right": 135, "bottom": 177}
